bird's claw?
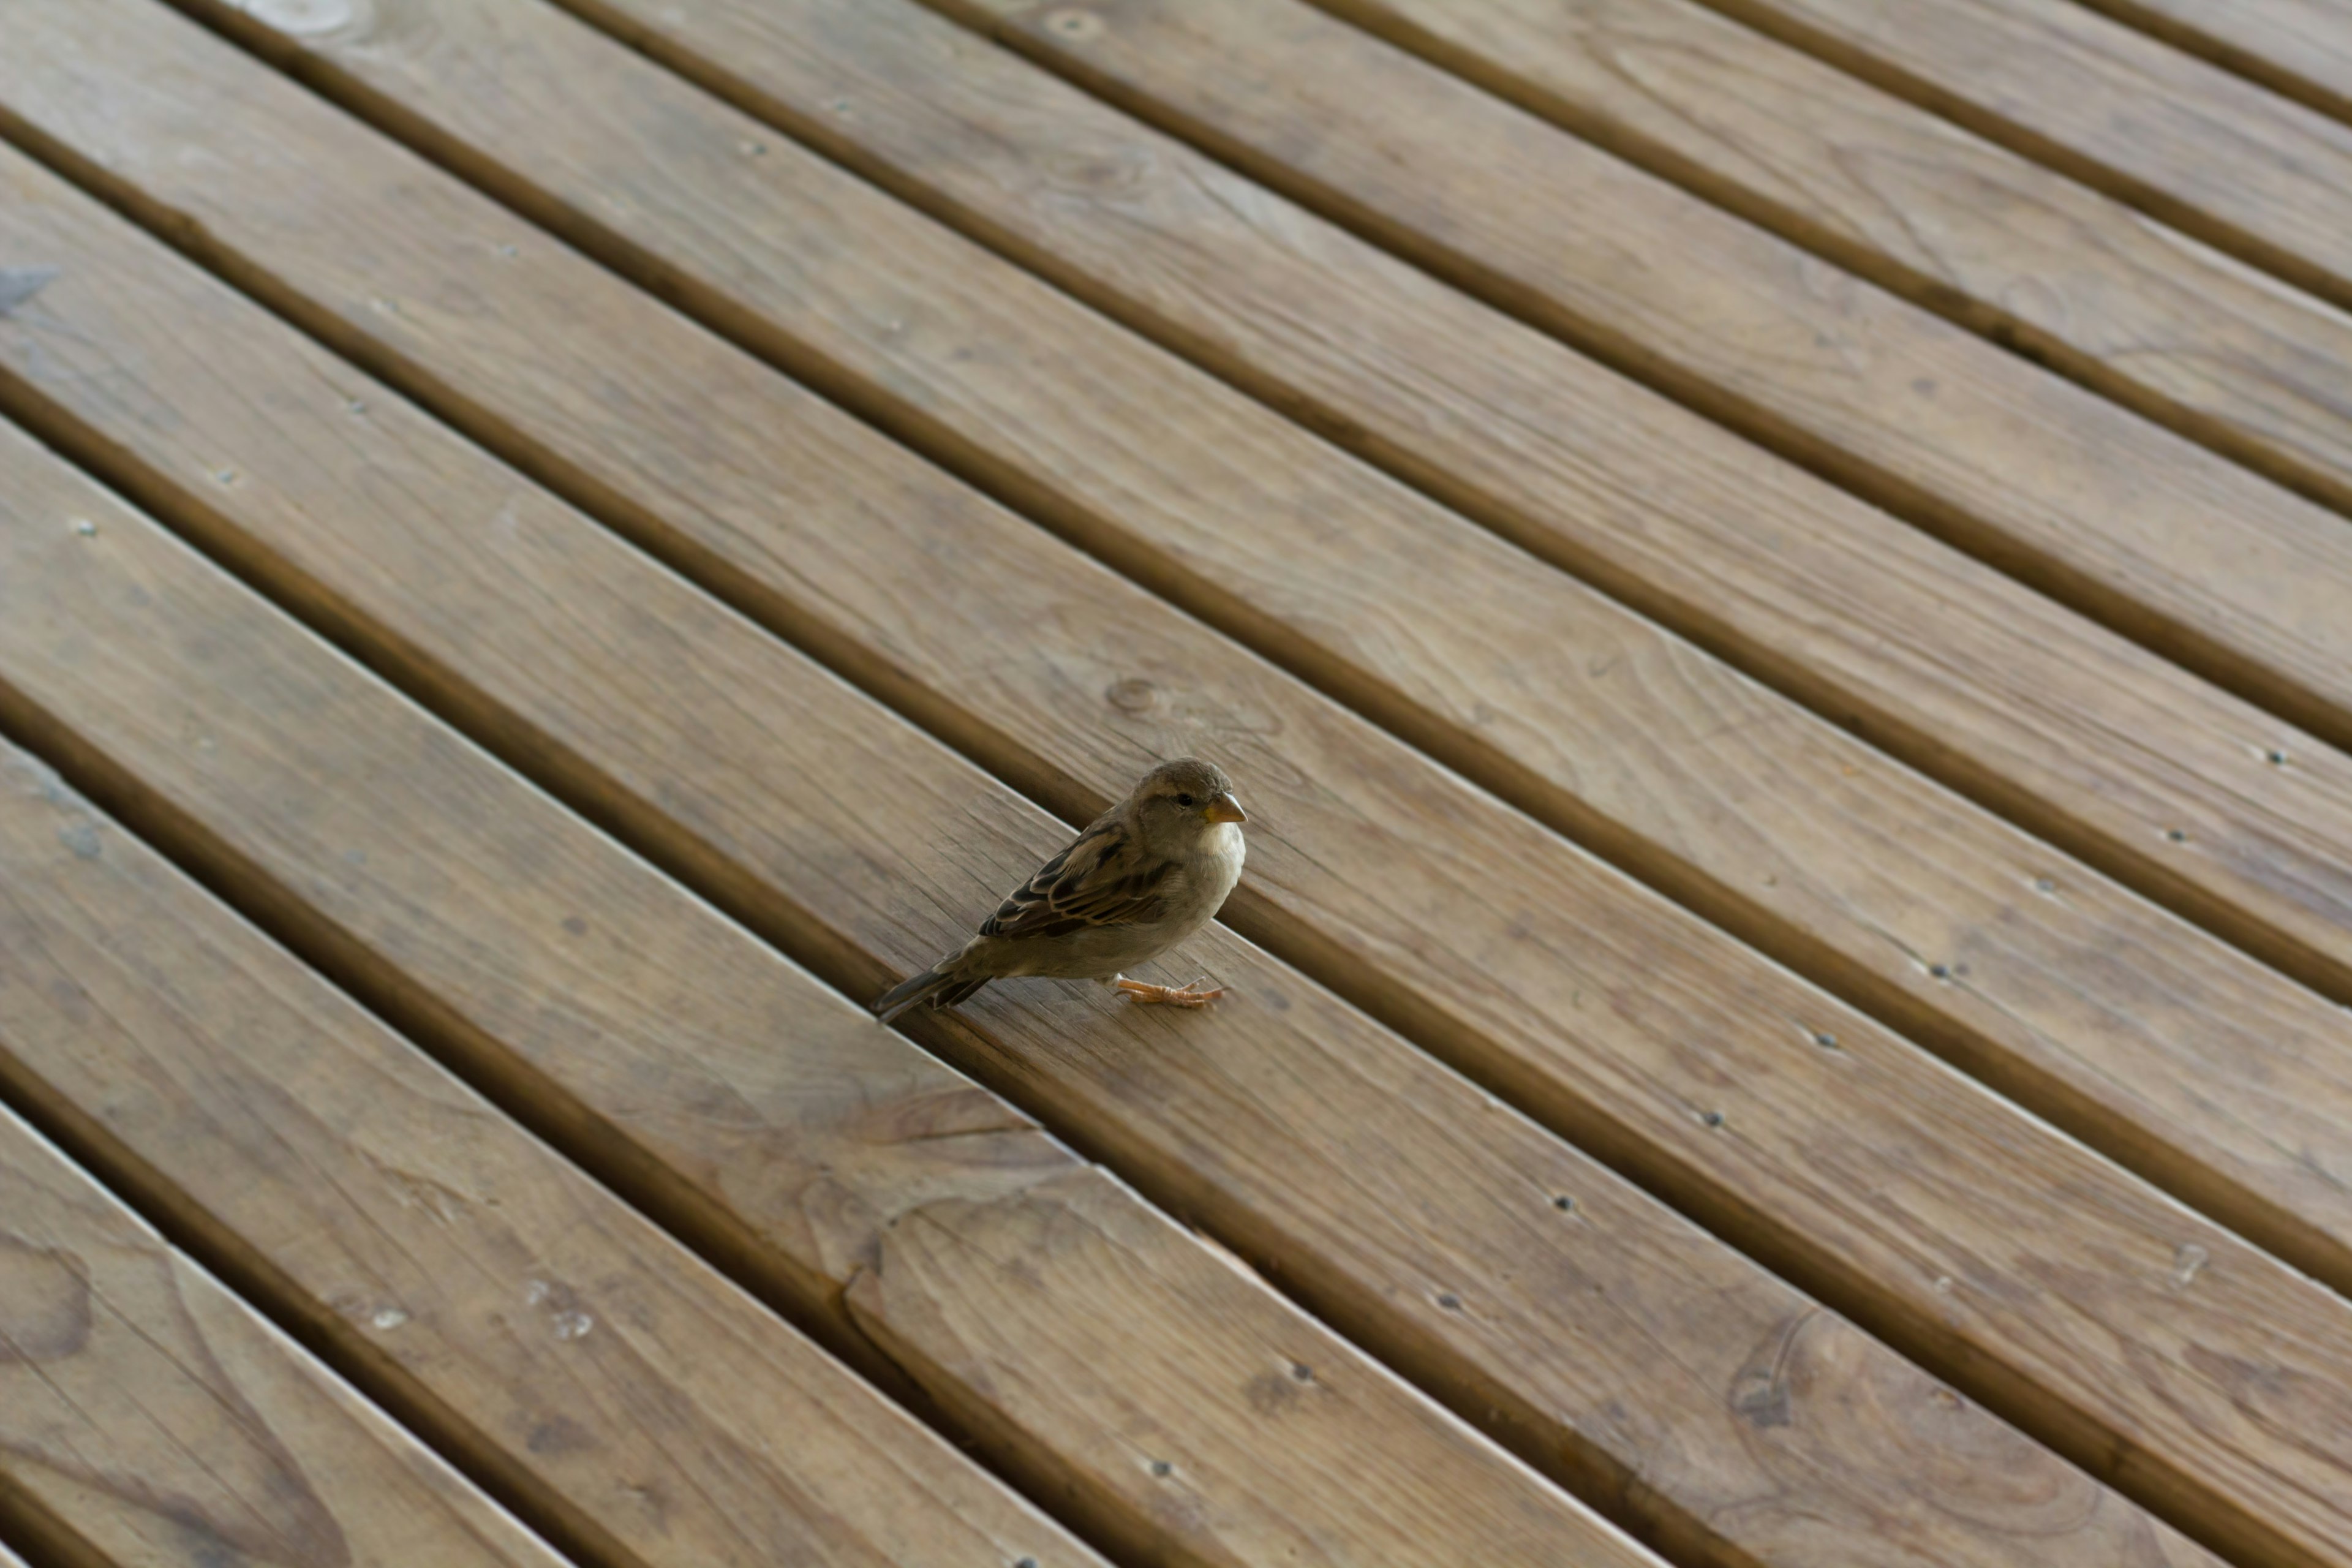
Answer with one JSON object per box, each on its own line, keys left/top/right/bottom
{"left": 1117, "top": 975, "right": 1225, "bottom": 1008}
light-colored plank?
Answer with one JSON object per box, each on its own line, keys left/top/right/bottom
{"left": 0, "top": 753, "right": 1107, "bottom": 1568}
{"left": 1317, "top": 0, "right": 2352, "bottom": 518}
{"left": 2070, "top": 0, "right": 2352, "bottom": 127}
{"left": 1697, "top": 0, "right": 2352, "bottom": 311}
{"left": 0, "top": 430, "right": 1657, "bottom": 1566}
{"left": 0, "top": 7, "right": 2339, "bottom": 1564}
{"left": 0, "top": 1103, "right": 568, "bottom": 1568}
{"left": 925, "top": 0, "right": 2352, "bottom": 995}
{"left": 162, "top": 0, "right": 2352, "bottom": 1368}
{"left": 0, "top": 142, "right": 2220, "bottom": 1568}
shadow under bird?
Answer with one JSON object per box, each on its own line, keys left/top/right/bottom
{"left": 872, "top": 758, "right": 1248, "bottom": 1021}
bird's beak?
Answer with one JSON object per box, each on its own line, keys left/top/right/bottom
{"left": 1203, "top": 791, "right": 1247, "bottom": 824}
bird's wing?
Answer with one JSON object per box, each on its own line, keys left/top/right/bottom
{"left": 980, "top": 819, "right": 1175, "bottom": 941}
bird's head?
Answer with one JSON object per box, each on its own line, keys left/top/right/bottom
{"left": 1129, "top": 756, "right": 1246, "bottom": 852}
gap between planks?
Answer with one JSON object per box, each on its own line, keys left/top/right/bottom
{"left": 0, "top": 65, "right": 2253, "bottom": 1568}
{"left": 1681, "top": 0, "right": 2352, "bottom": 315}
{"left": 918, "top": 0, "right": 2352, "bottom": 790}
{"left": 0, "top": 21, "right": 2342, "bottom": 1568}
{"left": 150, "top": 0, "right": 2352, "bottom": 1319}
{"left": 503, "top": 0, "right": 2352, "bottom": 1031}
{"left": 0, "top": 1099, "right": 578, "bottom": 1568}
{"left": 2065, "top": 0, "right": 2352, "bottom": 130}
{"left": 0, "top": 443, "right": 1652, "bottom": 1568}
{"left": 1297, "top": 0, "right": 2352, "bottom": 526}
{"left": 0, "top": 738, "right": 1113, "bottom": 1568}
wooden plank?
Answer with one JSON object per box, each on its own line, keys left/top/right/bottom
{"left": 0, "top": 10, "right": 2335, "bottom": 1566}
{"left": 0, "top": 758, "right": 1107, "bottom": 1568}
{"left": 915, "top": 0, "right": 2352, "bottom": 771}
{"left": 0, "top": 141, "right": 2226, "bottom": 1568}
{"left": 146, "top": 0, "right": 2352, "bottom": 1377}
{"left": 1696, "top": 0, "right": 2352, "bottom": 312}
{"left": 1314, "top": 0, "right": 2352, "bottom": 520}
{"left": 541, "top": 0, "right": 2352, "bottom": 992}
{"left": 0, "top": 1102, "right": 568, "bottom": 1568}
{"left": 2069, "top": 0, "right": 2352, "bottom": 127}
{"left": 915, "top": 0, "right": 2352, "bottom": 989}
{"left": 0, "top": 443, "right": 1658, "bottom": 1565}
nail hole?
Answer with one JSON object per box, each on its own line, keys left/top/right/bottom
{"left": 1436, "top": 1292, "right": 1462, "bottom": 1310}
{"left": 1552, "top": 1194, "right": 1575, "bottom": 1212}
{"left": 1702, "top": 1110, "right": 1725, "bottom": 1128}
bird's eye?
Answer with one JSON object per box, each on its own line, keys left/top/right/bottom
{"left": 1176, "top": 793, "right": 1195, "bottom": 807}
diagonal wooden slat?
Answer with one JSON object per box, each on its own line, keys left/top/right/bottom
{"left": 194, "top": 0, "right": 2352, "bottom": 1306}
{"left": 0, "top": 133, "right": 2209, "bottom": 1568}
{"left": 1309, "top": 0, "right": 2352, "bottom": 520}
{"left": 0, "top": 2, "right": 2341, "bottom": 1562}
{"left": 1691, "top": 0, "right": 2352, "bottom": 311}
{"left": 0, "top": 1102, "right": 571, "bottom": 1568}
{"left": 145, "top": 0, "right": 2352, "bottom": 1357}
{"left": 2068, "top": 0, "right": 2352, "bottom": 127}
{"left": 0, "top": 744, "right": 1109, "bottom": 1568}
{"left": 0, "top": 424, "right": 1658, "bottom": 1565}
{"left": 917, "top": 0, "right": 2352, "bottom": 999}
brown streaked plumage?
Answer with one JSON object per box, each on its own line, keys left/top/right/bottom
{"left": 871, "top": 758, "right": 1247, "bottom": 1020}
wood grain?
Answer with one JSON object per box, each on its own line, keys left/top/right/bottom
{"left": 0, "top": 1103, "right": 570, "bottom": 1568}
{"left": 0, "top": 143, "right": 2205, "bottom": 1568}
{"left": 146, "top": 0, "right": 2352, "bottom": 1360}
{"left": 0, "top": 752, "right": 1107, "bottom": 1568}
{"left": 0, "top": 6, "right": 2339, "bottom": 1562}
{"left": 0, "top": 431, "right": 1656, "bottom": 1565}
{"left": 1695, "top": 0, "right": 2352, "bottom": 312}
{"left": 1314, "top": 0, "right": 2352, "bottom": 520}
{"left": 2068, "top": 0, "right": 2352, "bottom": 127}
{"left": 924, "top": 0, "right": 2352, "bottom": 990}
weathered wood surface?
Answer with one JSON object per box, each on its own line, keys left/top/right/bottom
{"left": 524, "top": 0, "right": 2352, "bottom": 1020}
{"left": 2070, "top": 0, "right": 2352, "bottom": 126}
{"left": 932, "top": 0, "right": 2352, "bottom": 767}
{"left": 929, "top": 0, "right": 2352, "bottom": 989}
{"left": 162, "top": 0, "right": 2352, "bottom": 1351}
{"left": 0, "top": 417, "right": 1660, "bottom": 1567}
{"left": 0, "top": 6, "right": 2344, "bottom": 1563}
{"left": 0, "top": 749, "right": 1107, "bottom": 1568}
{"left": 1698, "top": 0, "right": 2352, "bottom": 312}
{"left": 0, "top": 1102, "right": 570, "bottom": 1568}
{"left": 0, "top": 141, "right": 2212, "bottom": 1568}
{"left": 1314, "top": 0, "right": 2352, "bottom": 518}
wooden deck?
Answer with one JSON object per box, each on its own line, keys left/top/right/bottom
{"left": 2, "top": 0, "right": 2350, "bottom": 1564}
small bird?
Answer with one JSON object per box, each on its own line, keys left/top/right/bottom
{"left": 871, "top": 757, "right": 1248, "bottom": 1022}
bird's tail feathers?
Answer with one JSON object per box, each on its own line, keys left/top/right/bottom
{"left": 870, "top": 966, "right": 991, "bottom": 1023}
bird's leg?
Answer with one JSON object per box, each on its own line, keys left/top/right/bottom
{"left": 1117, "top": 974, "right": 1226, "bottom": 1008}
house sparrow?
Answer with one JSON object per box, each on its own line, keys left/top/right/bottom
{"left": 872, "top": 758, "right": 1248, "bottom": 1021}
